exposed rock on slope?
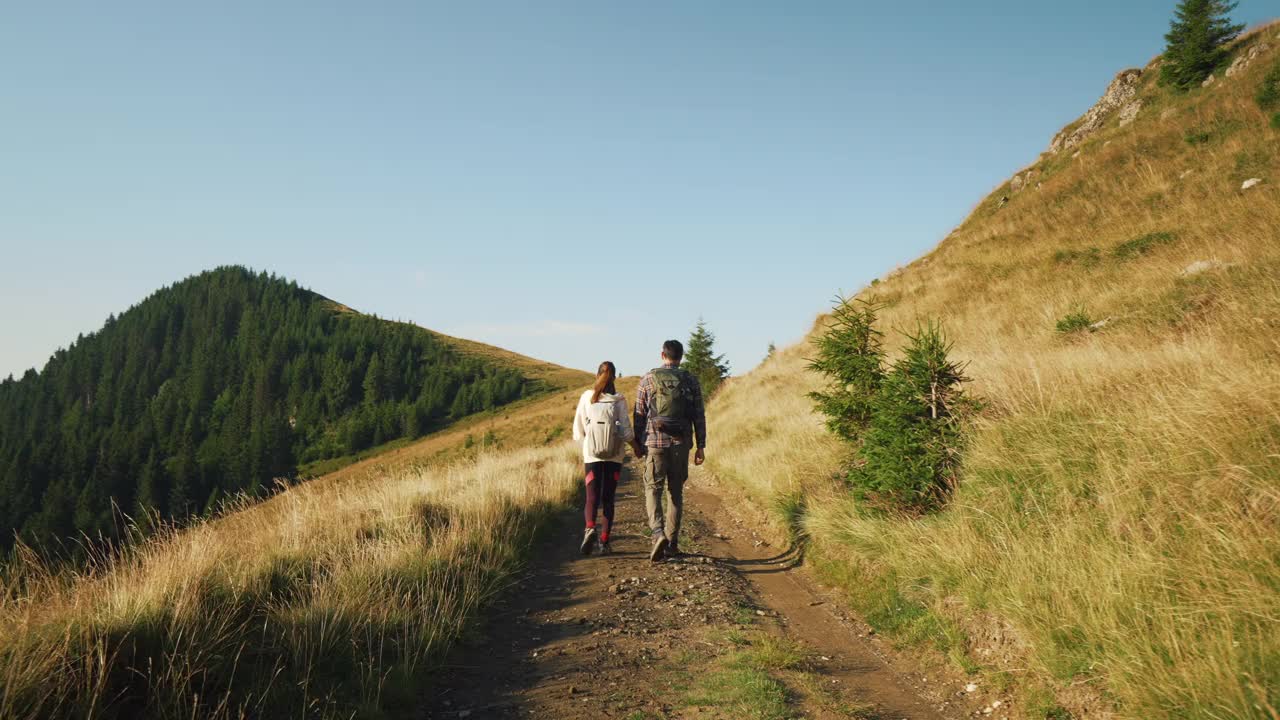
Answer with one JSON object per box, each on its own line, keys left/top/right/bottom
{"left": 1225, "top": 40, "right": 1273, "bottom": 77}
{"left": 1047, "top": 68, "right": 1143, "bottom": 154}
{"left": 1118, "top": 98, "right": 1143, "bottom": 126}
{"left": 1009, "top": 168, "right": 1037, "bottom": 193}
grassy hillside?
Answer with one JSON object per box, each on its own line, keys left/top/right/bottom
{"left": 705, "top": 25, "right": 1280, "bottom": 719}
{"left": 0, "top": 342, "right": 609, "bottom": 718}
{"left": 0, "top": 417, "right": 583, "bottom": 719}
{"left": 0, "top": 266, "right": 576, "bottom": 554}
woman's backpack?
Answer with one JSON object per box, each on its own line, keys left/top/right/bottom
{"left": 584, "top": 398, "right": 623, "bottom": 458}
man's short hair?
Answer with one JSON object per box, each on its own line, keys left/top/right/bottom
{"left": 662, "top": 340, "right": 684, "bottom": 362}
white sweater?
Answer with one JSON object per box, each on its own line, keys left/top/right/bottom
{"left": 571, "top": 390, "right": 634, "bottom": 463}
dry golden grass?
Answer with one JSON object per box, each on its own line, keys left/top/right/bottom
{"left": 707, "top": 28, "right": 1280, "bottom": 719}
{"left": 301, "top": 371, "right": 632, "bottom": 484}
{"left": 0, "top": 441, "right": 582, "bottom": 719}
{"left": 704, "top": 331, "right": 842, "bottom": 524}
{"left": 429, "top": 330, "right": 594, "bottom": 392}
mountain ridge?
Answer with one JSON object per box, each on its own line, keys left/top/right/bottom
{"left": 0, "top": 265, "right": 584, "bottom": 553}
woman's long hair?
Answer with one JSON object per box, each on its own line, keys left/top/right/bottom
{"left": 591, "top": 361, "right": 617, "bottom": 403}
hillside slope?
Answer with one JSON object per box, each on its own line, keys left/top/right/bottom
{"left": 705, "top": 24, "right": 1280, "bottom": 719}
{"left": 0, "top": 289, "right": 599, "bottom": 719}
{"left": 0, "top": 338, "right": 603, "bottom": 719}
{"left": 0, "top": 266, "right": 580, "bottom": 552}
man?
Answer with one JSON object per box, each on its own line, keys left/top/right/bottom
{"left": 632, "top": 339, "right": 707, "bottom": 562}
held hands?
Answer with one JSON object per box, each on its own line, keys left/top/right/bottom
{"left": 694, "top": 448, "right": 705, "bottom": 466}
{"left": 631, "top": 440, "right": 648, "bottom": 458}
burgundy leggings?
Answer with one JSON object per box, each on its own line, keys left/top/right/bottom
{"left": 584, "top": 461, "right": 621, "bottom": 538}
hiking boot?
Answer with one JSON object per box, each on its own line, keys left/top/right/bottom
{"left": 665, "top": 544, "right": 683, "bottom": 558}
{"left": 599, "top": 540, "right": 613, "bottom": 555}
{"left": 649, "top": 536, "right": 669, "bottom": 562}
{"left": 580, "top": 527, "right": 598, "bottom": 555}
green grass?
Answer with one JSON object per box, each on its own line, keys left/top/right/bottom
{"left": 1053, "top": 247, "right": 1102, "bottom": 267}
{"left": 1055, "top": 310, "right": 1095, "bottom": 335}
{"left": 1232, "top": 147, "right": 1274, "bottom": 184}
{"left": 1025, "top": 689, "right": 1076, "bottom": 720}
{"left": 298, "top": 435, "right": 417, "bottom": 477}
{"left": 1111, "top": 231, "right": 1176, "bottom": 260}
{"left": 773, "top": 491, "right": 808, "bottom": 545}
{"left": 678, "top": 633, "right": 810, "bottom": 720}
{"left": 672, "top": 628, "right": 876, "bottom": 719}
{"left": 1256, "top": 59, "right": 1280, "bottom": 111}
{"left": 807, "top": 550, "right": 958, "bottom": 656}
{"left": 1182, "top": 117, "right": 1243, "bottom": 146}
{"left": 732, "top": 600, "right": 760, "bottom": 626}
{"left": 1057, "top": 231, "right": 1179, "bottom": 267}
{"left": 685, "top": 667, "right": 794, "bottom": 720}
{"left": 792, "top": 673, "right": 875, "bottom": 719}
{"left": 736, "top": 634, "right": 808, "bottom": 672}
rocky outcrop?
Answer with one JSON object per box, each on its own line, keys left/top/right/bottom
{"left": 1047, "top": 69, "right": 1143, "bottom": 154}
{"left": 1225, "top": 41, "right": 1272, "bottom": 78}
{"left": 1181, "top": 260, "right": 1226, "bottom": 277}
{"left": 1010, "top": 168, "right": 1037, "bottom": 193}
{"left": 1118, "top": 99, "right": 1143, "bottom": 127}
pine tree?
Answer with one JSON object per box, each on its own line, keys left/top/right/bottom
{"left": 1160, "top": 0, "right": 1244, "bottom": 90}
{"left": 135, "top": 448, "right": 164, "bottom": 518}
{"left": 683, "top": 319, "right": 730, "bottom": 397}
{"left": 766, "top": 341, "right": 776, "bottom": 360}
{"left": 854, "top": 321, "right": 971, "bottom": 513}
{"left": 807, "top": 297, "right": 885, "bottom": 444}
{"left": 322, "top": 352, "right": 352, "bottom": 413}
{"left": 168, "top": 441, "right": 197, "bottom": 519}
{"left": 363, "top": 352, "right": 384, "bottom": 405}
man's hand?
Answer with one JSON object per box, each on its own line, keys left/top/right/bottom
{"left": 632, "top": 440, "right": 647, "bottom": 458}
{"left": 694, "top": 448, "right": 705, "bottom": 466}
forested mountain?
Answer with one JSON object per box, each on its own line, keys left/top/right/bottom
{"left": 0, "top": 266, "right": 534, "bottom": 552}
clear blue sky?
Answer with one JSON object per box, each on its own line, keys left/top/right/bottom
{"left": 2, "top": 1, "right": 1273, "bottom": 380}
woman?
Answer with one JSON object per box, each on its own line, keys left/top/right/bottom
{"left": 572, "top": 361, "right": 633, "bottom": 555}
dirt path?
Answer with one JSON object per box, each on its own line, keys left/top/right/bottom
{"left": 423, "top": 461, "right": 953, "bottom": 719}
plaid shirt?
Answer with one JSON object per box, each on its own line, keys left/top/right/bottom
{"left": 633, "top": 362, "right": 707, "bottom": 449}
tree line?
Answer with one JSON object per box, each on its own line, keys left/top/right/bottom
{"left": 0, "top": 266, "right": 530, "bottom": 553}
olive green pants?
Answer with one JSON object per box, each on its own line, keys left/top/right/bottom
{"left": 643, "top": 444, "right": 690, "bottom": 548}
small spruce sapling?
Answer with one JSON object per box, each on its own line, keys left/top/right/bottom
{"left": 807, "top": 297, "right": 885, "bottom": 444}
{"left": 854, "top": 321, "right": 972, "bottom": 513}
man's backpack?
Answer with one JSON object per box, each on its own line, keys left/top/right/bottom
{"left": 651, "top": 368, "right": 695, "bottom": 434}
{"left": 584, "top": 397, "right": 623, "bottom": 458}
